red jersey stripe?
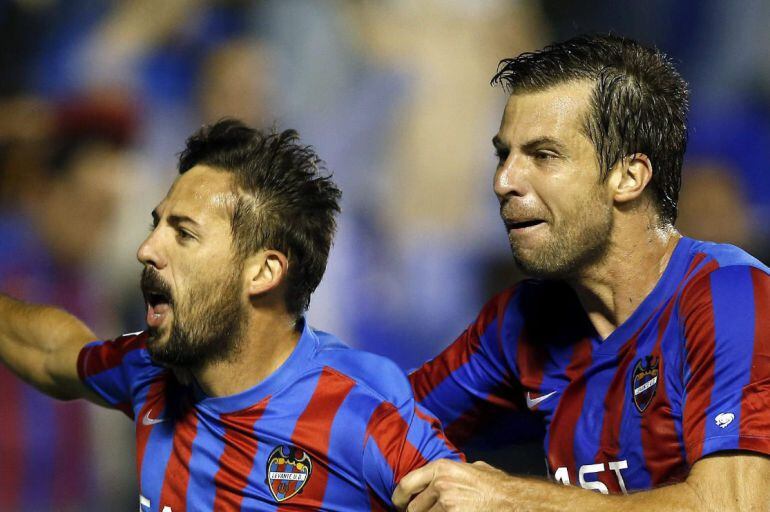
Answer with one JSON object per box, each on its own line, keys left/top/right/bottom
{"left": 739, "top": 269, "right": 770, "bottom": 450}
{"left": 546, "top": 338, "right": 592, "bottom": 473}
{"left": 413, "top": 407, "right": 463, "bottom": 461}
{"left": 681, "top": 270, "right": 717, "bottom": 464}
{"left": 595, "top": 336, "right": 637, "bottom": 493}
{"left": 158, "top": 402, "right": 199, "bottom": 509}
{"left": 641, "top": 298, "right": 687, "bottom": 485}
{"left": 517, "top": 327, "right": 548, "bottom": 392}
{"left": 365, "top": 402, "right": 428, "bottom": 483}
{"left": 276, "top": 368, "right": 356, "bottom": 510}
{"left": 77, "top": 333, "right": 147, "bottom": 379}
{"left": 409, "top": 289, "right": 515, "bottom": 402}
{"left": 212, "top": 398, "right": 269, "bottom": 511}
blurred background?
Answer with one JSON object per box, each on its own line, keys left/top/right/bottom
{"left": 1, "top": 0, "right": 769, "bottom": 509}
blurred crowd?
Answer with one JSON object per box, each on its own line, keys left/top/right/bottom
{"left": 1, "top": 0, "right": 769, "bottom": 509}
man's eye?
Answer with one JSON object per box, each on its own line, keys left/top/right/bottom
{"left": 534, "top": 151, "right": 556, "bottom": 161}
{"left": 177, "top": 228, "right": 193, "bottom": 240}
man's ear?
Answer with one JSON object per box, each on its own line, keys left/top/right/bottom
{"left": 612, "top": 153, "right": 653, "bottom": 204}
{"left": 243, "top": 249, "right": 289, "bottom": 298}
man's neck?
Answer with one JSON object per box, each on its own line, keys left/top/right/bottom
{"left": 569, "top": 221, "right": 681, "bottom": 341}
{"left": 192, "top": 312, "right": 301, "bottom": 398}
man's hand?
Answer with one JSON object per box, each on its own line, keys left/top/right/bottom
{"left": 392, "top": 459, "right": 515, "bottom": 511}
{"left": 393, "top": 454, "right": 770, "bottom": 511}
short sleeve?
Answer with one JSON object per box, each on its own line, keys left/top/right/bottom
{"left": 77, "top": 331, "right": 163, "bottom": 419}
{"left": 408, "top": 287, "right": 525, "bottom": 447}
{"left": 362, "top": 398, "right": 464, "bottom": 507}
{"left": 680, "top": 265, "right": 770, "bottom": 464}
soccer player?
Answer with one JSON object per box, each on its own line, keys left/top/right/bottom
{"left": 394, "top": 34, "right": 770, "bottom": 510}
{"left": 0, "top": 120, "right": 462, "bottom": 511}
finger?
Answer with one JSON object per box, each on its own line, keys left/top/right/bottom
{"left": 392, "top": 463, "right": 438, "bottom": 509}
{"left": 404, "top": 485, "right": 439, "bottom": 512}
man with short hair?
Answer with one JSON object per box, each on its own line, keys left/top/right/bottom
{"left": 394, "top": 34, "right": 770, "bottom": 510}
{"left": 0, "top": 119, "right": 462, "bottom": 511}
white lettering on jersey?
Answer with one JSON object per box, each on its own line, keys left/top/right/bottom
{"left": 579, "top": 463, "right": 609, "bottom": 494}
{"left": 553, "top": 460, "right": 629, "bottom": 494}
{"left": 608, "top": 460, "right": 629, "bottom": 494}
{"left": 553, "top": 466, "right": 571, "bottom": 485}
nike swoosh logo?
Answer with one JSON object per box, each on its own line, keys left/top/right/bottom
{"left": 142, "top": 410, "right": 167, "bottom": 426}
{"left": 526, "top": 390, "right": 557, "bottom": 409}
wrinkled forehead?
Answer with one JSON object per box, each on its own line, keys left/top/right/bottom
{"left": 499, "top": 80, "right": 594, "bottom": 140}
{"left": 159, "top": 165, "right": 238, "bottom": 222}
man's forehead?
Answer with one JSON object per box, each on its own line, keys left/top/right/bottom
{"left": 497, "top": 81, "right": 593, "bottom": 142}
{"left": 157, "top": 165, "right": 237, "bottom": 221}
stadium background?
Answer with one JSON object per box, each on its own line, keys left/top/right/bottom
{"left": 1, "top": 0, "right": 769, "bottom": 509}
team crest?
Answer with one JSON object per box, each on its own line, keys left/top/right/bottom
{"left": 632, "top": 356, "right": 659, "bottom": 413}
{"left": 266, "top": 445, "right": 313, "bottom": 503}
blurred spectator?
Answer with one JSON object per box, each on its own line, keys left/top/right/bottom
{"left": 677, "top": 159, "right": 770, "bottom": 263}
{"left": 0, "top": 96, "right": 138, "bottom": 510}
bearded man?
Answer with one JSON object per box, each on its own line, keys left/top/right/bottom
{"left": 394, "top": 34, "right": 770, "bottom": 511}
{"left": 0, "top": 119, "right": 462, "bottom": 511}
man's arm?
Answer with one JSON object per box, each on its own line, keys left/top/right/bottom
{"left": 409, "top": 287, "right": 528, "bottom": 448}
{"left": 0, "top": 293, "right": 98, "bottom": 400}
{"left": 392, "top": 454, "right": 770, "bottom": 511}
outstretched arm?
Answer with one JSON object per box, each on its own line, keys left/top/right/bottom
{"left": 392, "top": 453, "right": 770, "bottom": 511}
{"left": 0, "top": 293, "right": 99, "bottom": 401}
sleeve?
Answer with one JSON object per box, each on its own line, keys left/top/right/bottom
{"left": 76, "top": 331, "right": 163, "bottom": 419}
{"left": 362, "top": 397, "right": 465, "bottom": 509}
{"left": 408, "top": 287, "right": 528, "bottom": 447}
{"left": 680, "top": 265, "right": 770, "bottom": 465}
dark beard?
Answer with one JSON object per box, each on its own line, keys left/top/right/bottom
{"left": 143, "top": 267, "right": 246, "bottom": 369}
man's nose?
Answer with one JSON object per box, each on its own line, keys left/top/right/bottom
{"left": 493, "top": 153, "right": 528, "bottom": 200}
{"left": 136, "top": 231, "right": 166, "bottom": 269}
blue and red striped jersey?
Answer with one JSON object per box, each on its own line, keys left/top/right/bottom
{"left": 410, "top": 237, "right": 770, "bottom": 493}
{"left": 78, "top": 321, "right": 463, "bottom": 511}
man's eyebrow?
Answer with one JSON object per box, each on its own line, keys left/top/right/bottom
{"left": 150, "top": 209, "right": 200, "bottom": 227}
{"left": 167, "top": 214, "right": 200, "bottom": 227}
{"left": 521, "top": 136, "right": 567, "bottom": 153}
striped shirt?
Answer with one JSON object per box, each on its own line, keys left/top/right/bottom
{"left": 78, "top": 321, "right": 463, "bottom": 511}
{"left": 410, "top": 237, "right": 770, "bottom": 493}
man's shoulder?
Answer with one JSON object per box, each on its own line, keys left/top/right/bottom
{"left": 678, "top": 238, "right": 770, "bottom": 303}
{"left": 309, "top": 329, "right": 413, "bottom": 407}
{"left": 686, "top": 238, "right": 769, "bottom": 275}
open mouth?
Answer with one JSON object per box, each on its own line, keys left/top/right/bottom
{"left": 506, "top": 219, "right": 545, "bottom": 230}
{"left": 143, "top": 288, "right": 172, "bottom": 329}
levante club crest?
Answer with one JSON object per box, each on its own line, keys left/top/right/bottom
{"left": 266, "top": 445, "right": 313, "bottom": 503}
{"left": 632, "top": 356, "right": 659, "bottom": 413}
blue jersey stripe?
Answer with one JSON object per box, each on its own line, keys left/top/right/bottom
{"left": 185, "top": 413, "right": 226, "bottom": 510}
{"left": 322, "top": 390, "right": 375, "bottom": 510}
{"left": 140, "top": 421, "right": 176, "bottom": 509}
{"left": 704, "top": 266, "right": 756, "bottom": 451}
